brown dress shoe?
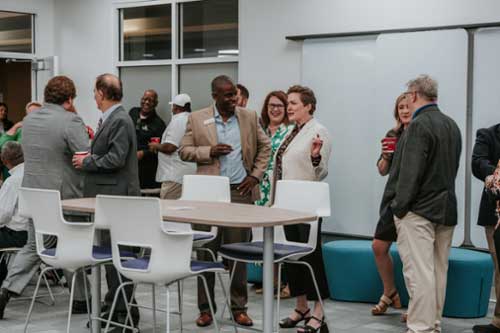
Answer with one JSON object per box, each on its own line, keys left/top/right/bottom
{"left": 233, "top": 311, "right": 253, "bottom": 326}
{"left": 196, "top": 312, "right": 213, "bottom": 327}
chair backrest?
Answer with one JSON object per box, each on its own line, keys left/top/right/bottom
{"left": 19, "top": 187, "right": 95, "bottom": 270}
{"left": 181, "top": 175, "right": 231, "bottom": 202}
{"left": 253, "top": 180, "right": 331, "bottom": 248}
{"left": 97, "top": 195, "right": 194, "bottom": 284}
{"left": 164, "top": 175, "right": 230, "bottom": 232}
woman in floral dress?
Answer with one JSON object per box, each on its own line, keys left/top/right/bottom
{"left": 256, "top": 90, "right": 293, "bottom": 206}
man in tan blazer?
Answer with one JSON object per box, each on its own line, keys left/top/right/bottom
{"left": 180, "top": 75, "right": 270, "bottom": 327}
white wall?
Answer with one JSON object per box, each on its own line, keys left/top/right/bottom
{"left": 239, "top": 0, "right": 500, "bottom": 111}
{"left": 53, "top": 0, "right": 116, "bottom": 128}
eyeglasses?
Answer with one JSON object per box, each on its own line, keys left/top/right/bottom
{"left": 268, "top": 103, "right": 285, "bottom": 110}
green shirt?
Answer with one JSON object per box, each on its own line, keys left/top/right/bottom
{"left": 0, "top": 128, "right": 22, "bottom": 180}
{"left": 255, "top": 123, "right": 294, "bottom": 206}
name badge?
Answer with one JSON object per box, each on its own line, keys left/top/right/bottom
{"left": 204, "top": 118, "right": 215, "bottom": 125}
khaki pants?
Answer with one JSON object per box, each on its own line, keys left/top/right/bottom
{"left": 160, "top": 181, "right": 182, "bottom": 200}
{"left": 395, "top": 212, "right": 454, "bottom": 333}
{"left": 485, "top": 226, "right": 500, "bottom": 328}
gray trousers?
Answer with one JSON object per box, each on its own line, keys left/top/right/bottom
{"left": 2, "top": 218, "right": 89, "bottom": 301}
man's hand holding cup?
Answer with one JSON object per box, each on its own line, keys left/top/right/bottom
{"left": 72, "top": 151, "right": 90, "bottom": 169}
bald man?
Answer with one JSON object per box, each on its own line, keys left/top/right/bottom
{"left": 72, "top": 73, "right": 140, "bottom": 329}
{"left": 128, "top": 89, "right": 166, "bottom": 189}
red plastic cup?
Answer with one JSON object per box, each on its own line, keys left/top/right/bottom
{"left": 150, "top": 137, "right": 160, "bottom": 144}
{"left": 382, "top": 137, "right": 398, "bottom": 153}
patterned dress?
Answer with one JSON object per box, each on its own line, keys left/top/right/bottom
{"left": 255, "top": 123, "right": 294, "bottom": 206}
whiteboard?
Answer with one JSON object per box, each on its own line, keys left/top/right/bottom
{"left": 302, "top": 36, "right": 379, "bottom": 236}
{"left": 302, "top": 30, "right": 468, "bottom": 246}
{"left": 470, "top": 28, "right": 500, "bottom": 249}
{"left": 375, "top": 29, "right": 468, "bottom": 246}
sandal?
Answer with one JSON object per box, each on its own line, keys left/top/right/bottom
{"left": 400, "top": 312, "right": 408, "bottom": 323}
{"left": 371, "top": 290, "right": 401, "bottom": 315}
{"left": 297, "top": 316, "right": 328, "bottom": 333}
{"left": 279, "top": 308, "right": 311, "bottom": 328}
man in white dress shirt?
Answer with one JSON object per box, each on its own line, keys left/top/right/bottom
{"left": 0, "top": 142, "right": 28, "bottom": 299}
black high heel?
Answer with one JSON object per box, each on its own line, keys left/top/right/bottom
{"left": 279, "top": 308, "right": 311, "bottom": 328}
{"left": 297, "top": 316, "right": 328, "bottom": 333}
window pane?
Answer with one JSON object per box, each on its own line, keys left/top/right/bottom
{"left": 0, "top": 11, "right": 33, "bottom": 53}
{"left": 179, "top": 62, "right": 238, "bottom": 111}
{"left": 180, "top": 0, "right": 238, "bottom": 59}
{"left": 120, "top": 66, "right": 172, "bottom": 123}
{"left": 121, "top": 5, "right": 171, "bottom": 61}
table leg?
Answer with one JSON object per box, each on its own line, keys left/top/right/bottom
{"left": 263, "top": 226, "right": 274, "bottom": 333}
{"left": 91, "top": 265, "right": 101, "bottom": 333}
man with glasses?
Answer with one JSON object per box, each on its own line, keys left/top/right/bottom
{"left": 129, "top": 89, "right": 166, "bottom": 189}
{"left": 385, "top": 75, "right": 461, "bottom": 333}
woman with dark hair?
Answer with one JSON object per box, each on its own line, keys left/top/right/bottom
{"left": 0, "top": 103, "right": 13, "bottom": 135}
{"left": 256, "top": 90, "right": 293, "bottom": 207}
{"left": 276, "top": 85, "right": 332, "bottom": 333}
{"left": 371, "top": 93, "right": 412, "bottom": 317}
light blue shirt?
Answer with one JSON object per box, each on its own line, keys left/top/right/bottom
{"left": 100, "top": 103, "right": 122, "bottom": 125}
{"left": 214, "top": 105, "right": 247, "bottom": 184}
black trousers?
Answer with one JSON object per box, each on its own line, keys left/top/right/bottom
{"left": 283, "top": 219, "right": 330, "bottom": 301}
{"left": 0, "top": 227, "right": 28, "bottom": 285}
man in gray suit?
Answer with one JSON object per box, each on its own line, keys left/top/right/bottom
{"left": 73, "top": 73, "right": 140, "bottom": 327}
{"left": 0, "top": 76, "right": 90, "bottom": 319}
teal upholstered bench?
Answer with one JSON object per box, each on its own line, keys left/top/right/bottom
{"left": 322, "top": 240, "right": 493, "bottom": 318}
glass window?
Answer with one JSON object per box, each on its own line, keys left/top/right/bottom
{"left": 0, "top": 11, "right": 33, "bottom": 53}
{"left": 121, "top": 5, "right": 171, "bottom": 61}
{"left": 120, "top": 66, "right": 172, "bottom": 123}
{"left": 179, "top": 62, "right": 237, "bottom": 111}
{"left": 180, "top": 0, "right": 238, "bottom": 59}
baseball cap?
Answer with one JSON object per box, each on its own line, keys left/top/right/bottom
{"left": 169, "top": 93, "right": 191, "bottom": 107}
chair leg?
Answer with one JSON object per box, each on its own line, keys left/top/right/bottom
{"left": 200, "top": 274, "right": 219, "bottom": 333}
{"left": 66, "top": 269, "right": 79, "bottom": 333}
{"left": 152, "top": 284, "right": 157, "bottom": 333}
{"left": 293, "top": 261, "right": 327, "bottom": 322}
{"left": 220, "top": 260, "right": 237, "bottom": 321}
{"left": 41, "top": 271, "right": 56, "bottom": 305}
{"left": 177, "top": 280, "right": 183, "bottom": 332}
{"left": 216, "top": 272, "right": 237, "bottom": 333}
{"left": 24, "top": 266, "right": 52, "bottom": 333}
{"left": 118, "top": 273, "right": 138, "bottom": 332}
{"left": 276, "top": 263, "right": 283, "bottom": 333}
{"left": 103, "top": 281, "right": 134, "bottom": 333}
{"left": 165, "top": 286, "right": 170, "bottom": 333}
{"left": 82, "top": 268, "right": 92, "bottom": 331}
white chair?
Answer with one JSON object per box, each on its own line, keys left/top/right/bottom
{"left": 20, "top": 187, "right": 113, "bottom": 333}
{"left": 163, "top": 175, "right": 231, "bottom": 260}
{"left": 219, "top": 180, "right": 331, "bottom": 330}
{"left": 97, "top": 195, "right": 229, "bottom": 333}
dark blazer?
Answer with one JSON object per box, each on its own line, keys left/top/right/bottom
{"left": 82, "top": 105, "right": 140, "bottom": 197}
{"left": 472, "top": 124, "right": 500, "bottom": 226}
{"left": 385, "top": 104, "right": 462, "bottom": 226}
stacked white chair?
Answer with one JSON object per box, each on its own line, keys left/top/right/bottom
{"left": 219, "top": 180, "right": 331, "bottom": 330}
{"left": 20, "top": 187, "right": 113, "bottom": 333}
{"left": 97, "top": 195, "right": 228, "bottom": 333}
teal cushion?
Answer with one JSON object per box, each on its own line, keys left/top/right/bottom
{"left": 322, "top": 240, "right": 493, "bottom": 318}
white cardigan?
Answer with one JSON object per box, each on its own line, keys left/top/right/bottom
{"left": 281, "top": 118, "right": 332, "bottom": 181}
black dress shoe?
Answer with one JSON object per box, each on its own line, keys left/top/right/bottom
{"left": 473, "top": 324, "right": 500, "bottom": 333}
{"left": 0, "top": 288, "right": 12, "bottom": 320}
